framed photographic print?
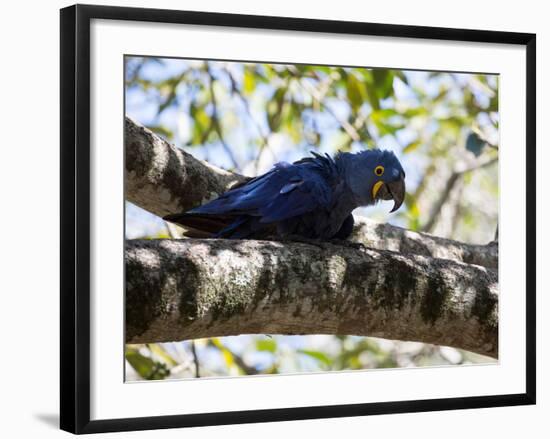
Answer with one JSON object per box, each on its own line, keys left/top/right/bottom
{"left": 60, "top": 4, "right": 536, "bottom": 434}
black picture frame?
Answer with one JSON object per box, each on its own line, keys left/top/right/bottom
{"left": 60, "top": 4, "right": 536, "bottom": 434}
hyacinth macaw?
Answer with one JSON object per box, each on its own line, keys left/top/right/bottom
{"left": 164, "top": 149, "right": 406, "bottom": 240}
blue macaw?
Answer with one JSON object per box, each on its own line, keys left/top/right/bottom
{"left": 164, "top": 149, "right": 405, "bottom": 240}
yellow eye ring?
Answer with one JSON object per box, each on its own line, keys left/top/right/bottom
{"left": 374, "top": 165, "right": 385, "bottom": 176}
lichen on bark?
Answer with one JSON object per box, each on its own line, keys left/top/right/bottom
{"left": 126, "top": 239, "right": 498, "bottom": 358}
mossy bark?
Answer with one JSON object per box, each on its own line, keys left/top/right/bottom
{"left": 126, "top": 239, "right": 498, "bottom": 358}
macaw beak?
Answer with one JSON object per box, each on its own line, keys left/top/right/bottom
{"left": 387, "top": 173, "right": 406, "bottom": 212}
{"left": 372, "top": 172, "right": 406, "bottom": 213}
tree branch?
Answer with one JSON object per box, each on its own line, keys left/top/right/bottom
{"left": 422, "top": 156, "right": 498, "bottom": 233}
{"left": 206, "top": 67, "right": 241, "bottom": 171}
{"left": 125, "top": 116, "right": 497, "bottom": 268}
{"left": 352, "top": 217, "right": 498, "bottom": 269}
{"left": 125, "top": 239, "right": 498, "bottom": 358}
{"left": 125, "top": 116, "right": 247, "bottom": 218}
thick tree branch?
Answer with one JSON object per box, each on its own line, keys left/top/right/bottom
{"left": 125, "top": 117, "right": 498, "bottom": 268}
{"left": 126, "top": 239, "right": 498, "bottom": 358}
{"left": 125, "top": 116, "right": 247, "bottom": 218}
{"left": 352, "top": 218, "right": 498, "bottom": 269}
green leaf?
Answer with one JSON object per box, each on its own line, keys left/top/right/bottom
{"left": 190, "top": 105, "right": 212, "bottom": 145}
{"left": 433, "top": 86, "right": 449, "bottom": 103}
{"left": 465, "top": 131, "right": 486, "bottom": 157}
{"left": 393, "top": 70, "right": 409, "bottom": 85}
{"left": 195, "top": 107, "right": 210, "bottom": 130}
{"left": 125, "top": 348, "right": 170, "bottom": 380}
{"left": 243, "top": 67, "right": 256, "bottom": 95}
{"left": 148, "top": 343, "right": 178, "bottom": 367}
{"left": 403, "top": 107, "right": 427, "bottom": 118}
{"left": 156, "top": 76, "right": 182, "bottom": 114}
{"left": 365, "top": 84, "right": 380, "bottom": 111}
{"left": 282, "top": 100, "right": 303, "bottom": 143}
{"left": 346, "top": 73, "right": 367, "bottom": 111}
{"left": 371, "top": 109, "right": 399, "bottom": 120}
{"left": 221, "top": 348, "right": 235, "bottom": 368}
{"left": 488, "top": 94, "right": 499, "bottom": 113}
{"left": 135, "top": 78, "right": 153, "bottom": 90}
{"left": 371, "top": 109, "right": 404, "bottom": 136}
{"left": 211, "top": 338, "right": 240, "bottom": 371}
{"left": 256, "top": 338, "right": 277, "bottom": 353}
{"left": 403, "top": 140, "right": 422, "bottom": 154}
{"left": 372, "top": 70, "right": 394, "bottom": 99}
{"left": 267, "top": 87, "right": 287, "bottom": 131}
{"left": 157, "top": 91, "right": 177, "bottom": 114}
{"left": 298, "top": 349, "right": 332, "bottom": 366}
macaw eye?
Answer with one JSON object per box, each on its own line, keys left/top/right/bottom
{"left": 374, "top": 165, "right": 384, "bottom": 176}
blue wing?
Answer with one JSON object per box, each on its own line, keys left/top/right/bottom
{"left": 190, "top": 161, "right": 334, "bottom": 224}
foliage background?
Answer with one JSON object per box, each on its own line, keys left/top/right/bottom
{"left": 124, "top": 57, "right": 498, "bottom": 380}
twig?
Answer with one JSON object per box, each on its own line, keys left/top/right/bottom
{"left": 226, "top": 68, "right": 271, "bottom": 147}
{"left": 208, "top": 339, "right": 259, "bottom": 375}
{"left": 206, "top": 67, "right": 241, "bottom": 172}
{"left": 163, "top": 220, "right": 180, "bottom": 239}
{"left": 288, "top": 66, "right": 362, "bottom": 143}
{"left": 422, "top": 156, "right": 497, "bottom": 233}
{"left": 190, "top": 340, "right": 200, "bottom": 378}
{"left": 224, "top": 68, "right": 278, "bottom": 174}
{"left": 232, "top": 351, "right": 259, "bottom": 375}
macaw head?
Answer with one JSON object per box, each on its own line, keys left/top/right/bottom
{"left": 340, "top": 149, "right": 406, "bottom": 212}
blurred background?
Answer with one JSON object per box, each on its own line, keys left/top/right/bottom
{"left": 124, "top": 57, "right": 498, "bottom": 381}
